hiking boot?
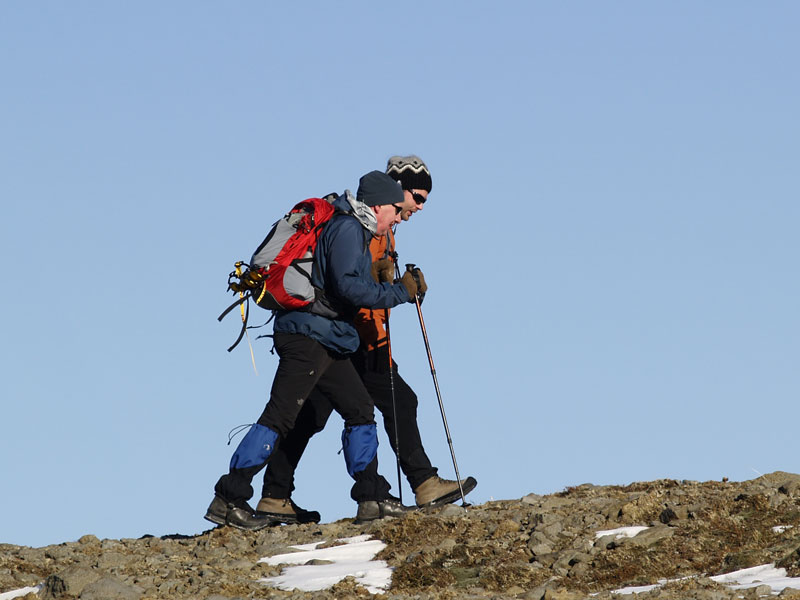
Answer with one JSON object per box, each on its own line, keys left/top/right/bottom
{"left": 204, "top": 495, "right": 273, "bottom": 531}
{"left": 256, "top": 497, "right": 321, "bottom": 525}
{"left": 355, "top": 497, "right": 414, "bottom": 523}
{"left": 414, "top": 475, "right": 478, "bottom": 508}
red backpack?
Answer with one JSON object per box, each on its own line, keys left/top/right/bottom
{"left": 219, "top": 196, "right": 339, "bottom": 350}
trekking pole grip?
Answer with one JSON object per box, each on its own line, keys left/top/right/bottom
{"left": 405, "top": 263, "right": 425, "bottom": 304}
{"left": 405, "top": 263, "right": 421, "bottom": 289}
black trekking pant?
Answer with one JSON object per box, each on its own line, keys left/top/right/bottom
{"left": 214, "top": 333, "right": 391, "bottom": 504}
{"left": 261, "top": 345, "right": 437, "bottom": 499}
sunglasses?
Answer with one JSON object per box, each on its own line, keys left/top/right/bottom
{"left": 409, "top": 191, "right": 427, "bottom": 205}
{"left": 392, "top": 204, "right": 403, "bottom": 215}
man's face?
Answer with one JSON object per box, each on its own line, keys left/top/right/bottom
{"left": 396, "top": 188, "right": 428, "bottom": 221}
{"left": 374, "top": 203, "right": 403, "bottom": 235}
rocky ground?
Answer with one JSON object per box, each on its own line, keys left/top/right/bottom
{"left": 4, "top": 472, "right": 800, "bottom": 599}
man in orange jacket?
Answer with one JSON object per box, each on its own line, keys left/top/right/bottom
{"left": 256, "top": 155, "right": 477, "bottom": 524}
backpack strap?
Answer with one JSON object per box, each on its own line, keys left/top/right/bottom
{"left": 217, "top": 293, "right": 249, "bottom": 323}
{"left": 225, "top": 297, "right": 250, "bottom": 353}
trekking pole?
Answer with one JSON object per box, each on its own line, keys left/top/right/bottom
{"left": 405, "top": 264, "right": 468, "bottom": 507}
{"left": 384, "top": 307, "right": 403, "bottom": 503}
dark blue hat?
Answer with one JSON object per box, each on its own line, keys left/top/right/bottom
{"left": 356, "top": 171, "right": 404, "bottom": 207}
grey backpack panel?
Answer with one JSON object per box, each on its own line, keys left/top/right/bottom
{"left": 251, "top": 218, "right": 294, "bottom": 268}
{"left": 282, "top": 254, "right": 315, "bottom": 302}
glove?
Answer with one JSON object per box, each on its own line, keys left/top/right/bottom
{"left": 370, "top": 257, "right": 395, "bottom": 283}
{"left": 400, "top": 267, "right": 427, "bottom": 302}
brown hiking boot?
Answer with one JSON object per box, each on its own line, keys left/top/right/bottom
{"left": 414, "top": 475, "right": 478, "bottom": 508}
{"left": 256, "top": 497, "right": 321, "bottom": 524}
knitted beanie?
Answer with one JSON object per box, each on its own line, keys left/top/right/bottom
{"left": 385, "top": 155, "right": 433, "bottom": 192}
{"left": 356, "top": 170, "right": 404, "bottom": 207}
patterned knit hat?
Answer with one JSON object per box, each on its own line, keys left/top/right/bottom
{"left": 385, "top": 155, "right": 432, "bottom": 192}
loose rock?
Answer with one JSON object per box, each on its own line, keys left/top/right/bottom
{"left": 2, "top": 473, "right": 800, "bottom": 600}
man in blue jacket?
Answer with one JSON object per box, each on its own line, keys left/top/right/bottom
{"left": 257, "top": 156, "right": 476, "bottom": 526}
{"left": 205, "top": 171, "right": 427, "bottom": 530}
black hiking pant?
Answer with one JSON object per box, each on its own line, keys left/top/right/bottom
{"left": 261, "top": 345, "right": 438, "bottom": 500}
{"left": 214, "top": 333, "right": 391, "bottom": 504}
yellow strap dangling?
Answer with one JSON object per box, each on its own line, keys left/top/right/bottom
{"left": 234, "top": 262, "right": 259, "bottom": 375}
{"left": 244, "top": 327, "right": 258, "bottom": 376}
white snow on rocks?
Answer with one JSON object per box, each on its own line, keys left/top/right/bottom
{"left": 0, "top": 586, "right": 42, "bottom": 600}
{"left": 710, "top": 564, "right": 800, "bottom": 592}
{"left": 594, "top": 525, "right": 800, "bottom": 595}
{"left": 259, "top": 534, "right": 392, "bottom": 594}
{"left": 612, "top": 564, "right": 800, "bottom": 595}
{"left": 595, "top": 526, "right": 651, "bottom": 539}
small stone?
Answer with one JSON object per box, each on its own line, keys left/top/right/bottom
{"left": 780, "top": 481, "right": 800, "bottom": 497}
{"left": 44, "top": 545, "right": 72, "bottom": 561}
{"left": 78, "top": 535, "right": 100, "bottom": 545}
{"left": 522, "top": 493, "right": 543, "bottom": 505}
{"left": 660, "top": 507, "right": 679, "bottom": 523}
{"left": 95, "top": 551, "right": 129, "bottom": 569}
{"left": 543, "top": 588, "right": 582, "bottom": 600}
{"left": 438, "top": 504, "right": 466, "bottom": 517}
{"left": 755, "top": 584, "right": 775, "bottom": 596}
{"left": 79, "top": 576, "right": 144, "bottom": 600}
{"left": 624, "top": 525, "right": 675, "bottom": 547}
{"left": 525, "top": 580, "right": 558, "bottom": 600}
{"left": 224, "top": 558, "right": 253, "bottom": 570}
{"left": 568, "top": 561, "right": 589, "bottom": 579}
{"left": 594, "top": 533, "right": 618, "bottom": 549}
{"left": 41, "top": 566, "right": 100, "bottom": 598}
{"left": 13, "top": 571, "right": 42, "bottom": 586}
{"left": 528, "top": 542, "right": 554, "bottom": 557}
{"left": 437, "top": 538, "right": 457, "bottom": 552}
{"left": 541, "top": 521, "right": 563, "bottom": 538}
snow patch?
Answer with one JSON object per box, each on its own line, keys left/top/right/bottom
{"left": 0, "top": 586, "right": 42, "bottom": 600}
{"left": 595, "top": 526, "right": 650, "bottom": 539}
{"left": 710, "top": 564, "right": 800, "bottom": 592}
{"left": 259, "top": 534, "right": 392, "bottom": 594}
{"left": 773, "top": 525, "right": 794, "bottom": 533}
{"left": 612, "top": 564, "right": 800, "bottom": 595}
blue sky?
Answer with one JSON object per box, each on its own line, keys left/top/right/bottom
{"left": 1, "top": 1, "right": 798, "bottom": 548}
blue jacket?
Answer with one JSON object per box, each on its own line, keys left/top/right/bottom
{"left": 273, "top": 194, "right": 410, "bottom": 354}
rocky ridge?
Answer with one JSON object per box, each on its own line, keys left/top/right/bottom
{"left": 4, "top": 472, "right": 800, "bottom": 599}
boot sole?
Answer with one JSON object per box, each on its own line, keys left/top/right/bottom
{"left": 417, "top": 477, "right": 478, "bottom": 508}
{"left": 205, "top": 510, "right": 275, "bottom": 531}
{"left": 256, "top": 510, "right": 300, "bottom": 525}
{"left": 354, "top": 510, "right": 412, "bottom": 525}
{"left": 256, "top": 510, "right": 321, "bottom": 525}
{"left": 225, "top": 520, "right": 273, "bottom": 531}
